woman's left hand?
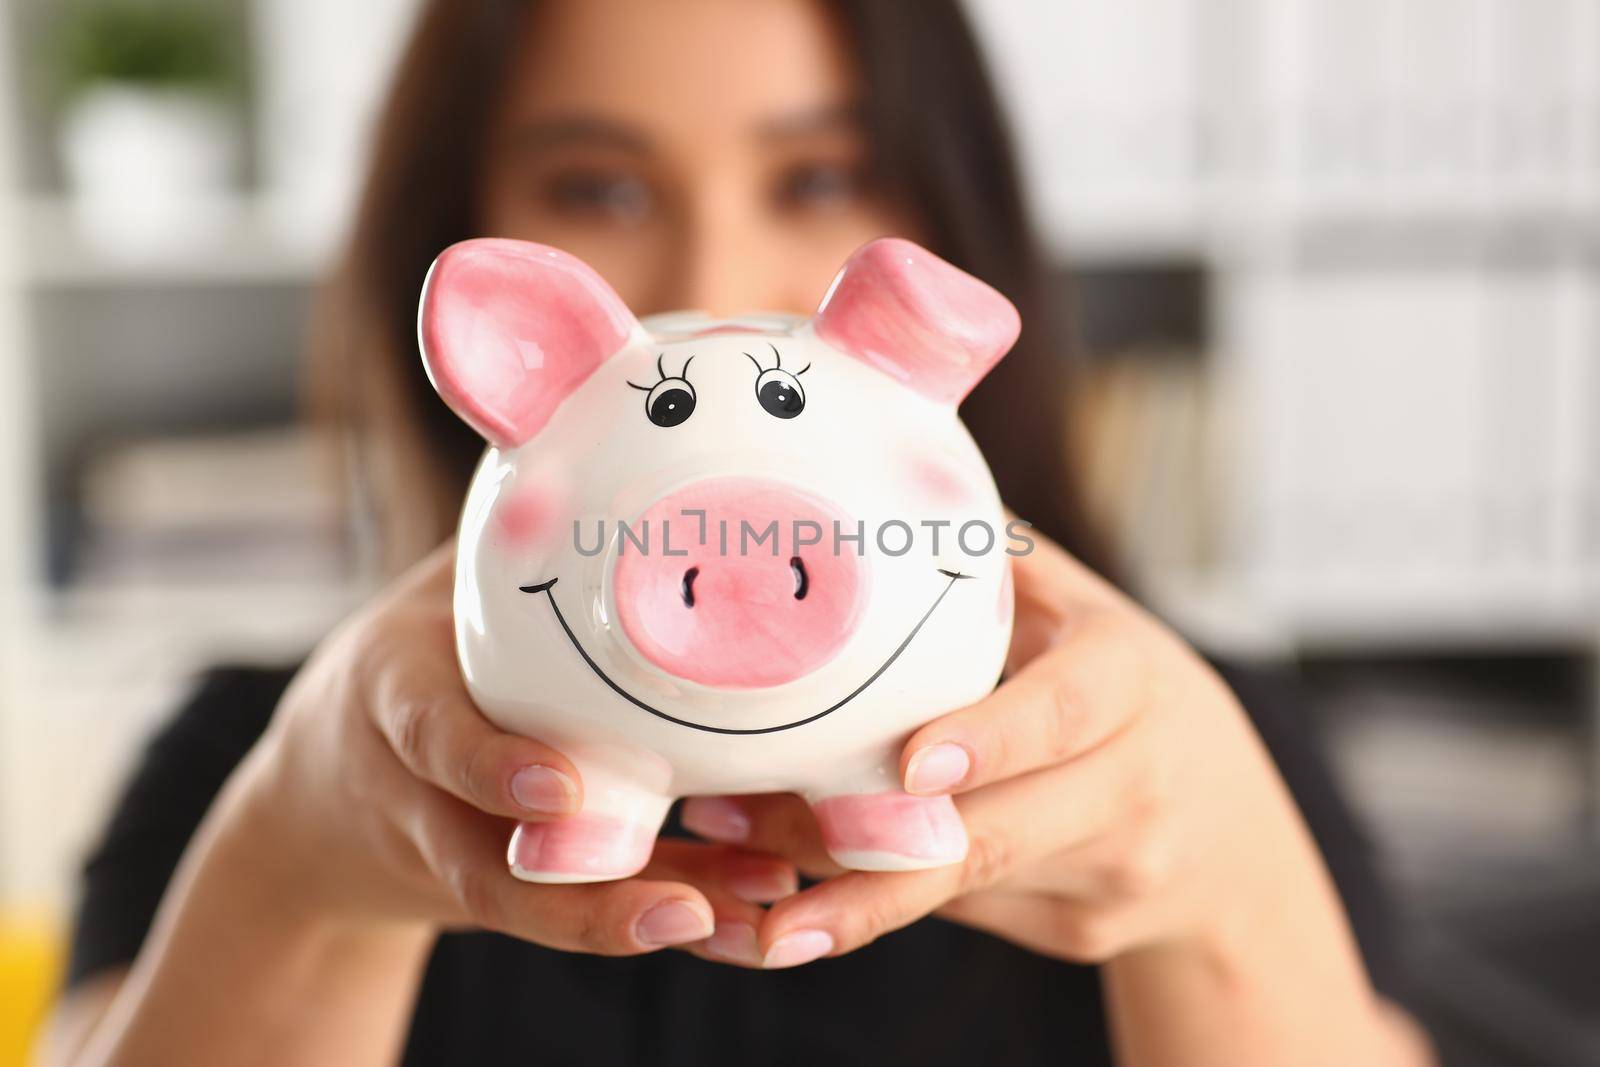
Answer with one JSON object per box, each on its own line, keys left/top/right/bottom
{"left": 686, "top": 530, "right": 1433, "bottom": 1062}
{"left": 685, "top": 530, "right": 1309, "bottom": 965}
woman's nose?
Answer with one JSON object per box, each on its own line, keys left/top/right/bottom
{"left": 660, "top": 185, "right": 787, "bottom": 315}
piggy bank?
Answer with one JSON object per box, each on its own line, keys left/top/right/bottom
{"left": 420, "top": 236, "right": 1019, "bottom": 883}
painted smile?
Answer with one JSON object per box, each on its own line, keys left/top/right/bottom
{"left": 519, "top": 568, "right": 974, "bottom": 735}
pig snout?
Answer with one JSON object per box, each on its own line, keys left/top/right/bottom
{"left": 612, "top": 477, "right": 866, "bottom": 689}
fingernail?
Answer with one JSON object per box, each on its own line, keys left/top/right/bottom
{"left": 681, "top": 797, "right": 750, "bottom": 843}
{"left": 704, "top": 921, "right": 761, "bottom": 965}
{"left": 636, "top": 900, "right": 715, "bottom": 947}
{"left": 905, "top": 742, "right": 971, "bottom": 795}
{"left": 763, "top": 929, "right": 833, "bottom": 969}
{"left": 815, "top": 793, "right": 968, "bottom": 865}
{"left": 728, "top": 866, "right": 799, "bottom": 904}
{"left": 510, "top": 765, "right": 578, "bottom": 815}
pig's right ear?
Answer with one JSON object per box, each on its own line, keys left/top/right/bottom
{"left": 419, "top": 238, "right": 639, "bottom": 448}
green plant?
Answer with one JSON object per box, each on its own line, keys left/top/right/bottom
{"left": 51, "top": 0, "right": 244, "bottom": 101}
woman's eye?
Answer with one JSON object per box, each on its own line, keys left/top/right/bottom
{"left": 773, "top": 161, "right": 864, "bottom": 212}
{"left": 645, "top": 378, "right": 696, "bottom": 427}
{"left": 755, "top": 369, "right": 805, "bottom": 418}
{"left": 543, "top": 170, "right": 653, "bottom": 224}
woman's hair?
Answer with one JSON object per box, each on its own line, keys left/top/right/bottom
{"left": 312, "top": 0, "right": 1114, "bottom": 579}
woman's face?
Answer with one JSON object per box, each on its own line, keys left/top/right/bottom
{"left": 480, "top": 0, "right": 919, "bottom": 318}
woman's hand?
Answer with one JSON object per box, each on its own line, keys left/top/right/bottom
{"left": 682, "top": 532, "right": 1431, "bottom": 1063}
{"left": 685, "top": 532, "right": 1303, "bottom": 959}
{"left": 58, "top": 543, "right": 798, "bottom": 1067}
{"left": 236, "top": 541, "right": 797, "bottom": 961}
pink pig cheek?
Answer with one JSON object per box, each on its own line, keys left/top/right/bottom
{"left": 490, "top": 483, "right": 567, "bottom": 550}
{"left": 904, "top": 454, "right": 977, "bottom": 509}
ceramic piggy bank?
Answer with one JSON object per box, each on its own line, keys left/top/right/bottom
{"left": 420, "top": 236, "right": 1022, "bottom": 883}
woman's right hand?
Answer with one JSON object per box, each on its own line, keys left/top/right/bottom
{"left": 47, "top": 543, "right": 795, "bottom": 1067}
{"left": 226, "top": 541, "right": 795, "bottom": 964}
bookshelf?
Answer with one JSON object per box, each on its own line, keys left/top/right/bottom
{"left": 969, "top": 0, "right": 1600, "bottom": 655}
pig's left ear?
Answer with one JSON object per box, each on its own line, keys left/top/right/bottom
{"left": 813, "top": 237, "right": 1020, "bottom": 406}
{"left": 419, "top": 238, "right": 639, "bottom": 447}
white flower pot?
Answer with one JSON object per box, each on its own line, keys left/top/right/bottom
{"left": 59, "top": 83, "right": 238, "bottom": 260}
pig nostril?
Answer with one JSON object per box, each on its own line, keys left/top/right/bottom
{"left": 681, "top": 566, "right": 699, "bottom": 608}
{"left": 790, "top": 556, "right": 808, "bottom": 601}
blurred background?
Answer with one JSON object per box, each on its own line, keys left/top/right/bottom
{"left": 0, "top": 1, "right": 1595, "bottom": 1064}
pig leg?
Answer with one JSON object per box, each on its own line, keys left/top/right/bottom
{"left": 805, "top": 783, "right": 969, "bottom": 872}
{"left": 507, "top": 764, "right": 673, "bottom": 884}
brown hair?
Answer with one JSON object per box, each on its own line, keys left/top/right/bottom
{"left": 312, "top": 0, "right": 1114, "bottom": 579}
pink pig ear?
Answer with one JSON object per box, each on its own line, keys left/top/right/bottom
{"left": 419, "top": 238, "right": 639, "bottom": 447}
{"left": 813, "top": 237, "right": 1021, "bottom": 406}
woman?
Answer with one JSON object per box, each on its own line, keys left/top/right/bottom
{"left": 43, "top": 1, "right": 1434, "bottom": 1064}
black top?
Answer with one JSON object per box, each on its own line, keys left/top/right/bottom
{"left": 68, "top": 663, "right": 1404, "bottom": 1066}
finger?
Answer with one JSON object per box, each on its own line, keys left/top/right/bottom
{"left": 403, "top": 795, "right": 716, "bottom": 955}
{"left": 935, "top": 888, "right": 1053, "bottom": 945}
{"left": 901, "top": 608, "right": 1148, "bottom": 796}
{"left": 679, "top": 794, "right": 844, "bottom": 880}
{"left": 988, "top": 817, "right": 1176, "bottom": 901}
{"left": 755, "top": 867, "right": 937, "bottom": 967}
{"left": 936, "top": 889, "right": 1131, "bottom": 963}
{"left": 1006, "top": 518, "right": 1126, "bottom": 613}
{"left": 644, "top": 841, "right": 799, "bottom": 968}
{"left": 646, "top": 838, "right": 802, "bottom": 906}
{"left": 369, "top": 640, "right": 584, "bottom": 822}
{"left": 756, "top": 739, "right": 1143, "bottom": 962}
{"left": 1002, "top": 519, "right": 1139, "bottom": 675}
{"left": 1004, "top": 561, "right": 1059, "bottom": 674}
{"left": 956, "top": 732, "right": 1144, "bottom": 872}
{"left": 391, "top": 538, "right": 457, "bottom": 595}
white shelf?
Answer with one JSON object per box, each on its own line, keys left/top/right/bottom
{"left": 1150, "top": 567, "right": 1600, "bottom": 656}
{"left": 18, "top": 194, "right": 332, "bottom": 288}
{"left": 1039, "top": 180, "right": 1211, "bottom": 262}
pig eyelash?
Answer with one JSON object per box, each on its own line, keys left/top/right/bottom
{"left": 627, "top": 353, "right": 695, "bottom": 391}
{"left": 744, "top": 343, "right": 810, "bottom": 377}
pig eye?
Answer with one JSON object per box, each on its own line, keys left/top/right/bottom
{"left": 629, "top": 354, "right": 697, "bottom": 428}
{"left": 745, "top": 344, "right": 808, "bottom": 420}
{"left": 756, "top": 369, "right": 805, "bottom": 419}
{"left": 645, "top": 379, "right": 696, "bottom": 426}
